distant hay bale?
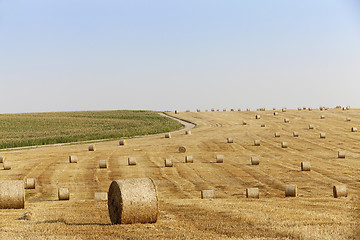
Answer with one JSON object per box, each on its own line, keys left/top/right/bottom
{"left": 211, "top": 108, "right": 215, "bottom": 112}
{"left": 320, "top": 115, "right": 325, "bottom": 119}
{"left": 201, "top": 190, "right": 215, "bottom": 199}
{"left": 246, "top": 108, "right": 250, "bottom": 111}
{"left": 119, "top": 139, "right": 126, "bottom": 146}
{"left": 293, "top": 131, "right": 299, "bottom": 137}
{"left": 308, "top": 108, "right": 312, "bottom": 111}
{"left": 69, "top": 156, "right": 78, "bottom": 163}
{"left": 99, "top": 160, "right": 108, "bottom": 168}
{"left": 282, "top": 108, "right": 286, "bottom": 112}
{"left": 231, "top": 109, "right": 234, "bottom": 111}
{"left": 165, "top": 133, "right": 171, "bottom": 138}
{"left": 179, "top": 146, "right": 187, "bottom": 153}
{"left": 261, "top": 123, "right": 265, "bottom": 127}
{"left": 238, "top": 109, "right": 241, "bottom": 111}
{"left": 223, "top": 109, "right": 226, "bottom": 112}
{"left": 251, "top": 157, "right": 259, "bottom": 165}
{"left": 25, "top": 178, "right": 35, "bottom": 189}
{"left": 246, "top": 188, "right": 259, "bottom": 198}
{"left": 216, "top": 155, "right": 224, "bottom": 163}
{"left": 242, "top": 121, "right": 247, "bottom": 125}
{"left": 216, "top": 109, "right": 220, "bottom": 111}
{"left": 186, "top": 110, "right": 190, "bottom": 112}
{"left": 128, "top": 157, "right": 137, "bottom": 165}
{"left": 346, "top": 106, "right": 350, "bottom": 110}
{"left": 164, "top": 158, "right": 173, "bottom": 167}
{"left": 346, "top": 117, "right": 351, "bottom": 121}
{"left": 260, "top": 108, "right": 265, "bottom": 111}
{"left": 197, "top": 109, "right": 200, "bottom": 112}
{"left": 185, "top": 130, "right": 191, "bottom": 135}
{"left": 342, "top": 107, "right": 346, "bottom": 110}
{"left": 303, "top": 107, "right": 307, "bottom": 110}
{"left": 0, "top": 180, "right": 24, "bottom": 209}
{"left": 281, "top": 142, "right": 288, "bottom": 148}
{"left": 0, "top": 156, "right": 6, "bottom": 163}
{"left": 273, "top": 108, "right": 276, "bottom": 110}
{"left": 309, "top": 124, "right": 314, "bottom": 129}
{"left": 3, "top": 162, "right": 11, "bottom": 170}
{"left": 94, "top": 192, "right": 107, "bottom": 201}
{"left": 320, "top": 132, "right": 326, "bottom": 138}
{"left": 174, "top": 110, "right": 179, "bottom": 114}
{"left": 254, "top": 140, "right": 261, "bottom": 146}
{"left": 185, "top": 155, "right": 193, "bottom": 163}
{"left": 284, "top": 118, "right": 289, "bottom": 123}
{"left": 273, "top": 112, "right": 279, "bottom": 116}
{"left": 227, "top": 138, "right": 233, "bottom": 143}
{"left": 320, "top": 106, "right": 324, "bottom": 111}
{"left": 301, "top": 162, "right": 311, "bottom": 171}
{"left": 108, "top": 178, "right": 158, "bottom": 224}
{"left": 338, "top": 151, "right": 345, "bottom": 158}
{"left": 298, "top": 107, "right": 302, "bottom": 111}
{"left": 285, "top": 184, "right": 297, "bottom": 197}
{"left": 255, "top": 115, "right": 261, "bottom": 119}
{"left": 274, "top": 132, "right": 280, "bottom": 137}
{"left": 333, "top": 185, "right": 347, "bottom": 198}
{"left": 336, "top": 106, "right": 341, "bottom": 109}
{"left": 351, "top": 127, "right": 358, "bottom": 132}
{"left": 205, "top": 109, "right": 208, "bottom": 112}
{"left": 89, "top": 145, "right": 96, "bottom": 151}
{"left": 58, "top": 188, "right": 69, "bottom": 200}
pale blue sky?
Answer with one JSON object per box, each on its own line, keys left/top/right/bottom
{"left": 1, "top": 1, "right": 359, "bottom": 113}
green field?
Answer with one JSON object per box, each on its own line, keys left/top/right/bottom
{"left": 0, "top": 110, "right": 182, "bottom": 149}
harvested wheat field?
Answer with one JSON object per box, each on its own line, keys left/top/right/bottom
{"left": 0, "top": 108, "right": 359, "bottom": 239}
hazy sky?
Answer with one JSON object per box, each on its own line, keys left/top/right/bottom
{"left": 1, "top": 1, "right": 359, "bottom": 113}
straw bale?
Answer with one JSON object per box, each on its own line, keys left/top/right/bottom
{"left": 246, "top": 188, "right": 259, "bottom": 198}
{"left": 333, "top": 185, "right": 347, "bottom": 198}
{"left": 89, "top": 145, "right": 96, "bottom": 151}
{"left": 3, "top": 162, "right": 11, "bottom": 170}
{"left": 164, "top": 159, "right": 173, "bottom": 167}
{"left": 94, "top": 192, "right": 107, "bottom": 201}
{"left": 69, "top": 156, "right": 78, "bottom": 163}
{"left": 0, "top": 180, "right": 24, "bottom": 209}
{"left": 251, "top": 157, "right": 260, "bottom": 165}
{"left": 128, "top": 157, "right": 137, "bottom": 165}
{"left": 201, "top": 190, "right": 215, "bottom": 199}
{"left": 25, "top": 178, "right": 35, "bottom": 189}
{"left": 58, "top": 188, "right": 69, "bottom": 200}
{"left": 99, "top": 160, "right": 107, "bottom": 168}
{"left": 285, "top": 184, "right": 297, "bottom": 197}
{"left": 254, "top": 140, "right": 261, "bottom": 146}
{"left": 301, "top": 162, "right": 311, "bottom": 171}
{"left": 119, "top": 139, "right": 126, "bottom": 146}
{"left": 185, "top": 155, "right": 193, "bottom": 163}
{"left": 216, "top": 155, "right": 224, "bottom": 163}
{"left": 338, "top": 151, "right": 345, "bottom": 158}
{"left": 179, "top": 146, "right": 187, "bottom": 153}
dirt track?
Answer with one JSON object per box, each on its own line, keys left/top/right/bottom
{"left": 0, "top": 109, "right": 359, "bottom": 239}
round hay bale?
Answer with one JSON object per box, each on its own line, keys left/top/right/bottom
{"left": 301, "top": 162, "right": 311, "bottom": 171}
{"left": 197, "top": 109, "right": 200, "bottom": 112}
{"left": 128, "top": 157, "right": 137, "bottom": 166}
{"left": 333, "top": 185, "right": 347, "bottom": 198}
{"left": 308, "top": 108, "right": 312, "bottom": 111}
{"left": 246, "top": 108, "right": 250, "bottom": 111}
{"left": 293, "top": 131, "right": 299, "bottom": 137}
{"left": 185, "top": 130, "right": 191, "bottom": 135}
{"left": 0, "top": 156, "right": 6, "bottom": 163}
{"left": 282, "top": 108, "right": 286, "bottom": 112}
{"left": 227, "top": 138, "right": 233, "bottom": 143}
{"left": 284, "top": 118, "right": 289, "bottom": 123}
{"left": 95, "top": 192, "right": 108, "bottom": 201}
{"left": 251, "top": 157, "right": 259, "bottom": 165}
{"left": 273, "top": 112, "right": 279, "bottom": 116}
{"left": 238, "top": 109, "right": 241, "bottom": 111}
{"left": 205, "top": 109, "right": 208, "bottom": 112}
{"left": 58, "top": 188, "right": 69, "bottom": 200}
{"left": 216, "top": 155, "right": 224, "bottom": 163}
{"left": 0, "top": 180, "right": 25, "bottom": 209}
{"left": 346, "top": 117, "right": 351, "bottom": 121}
{"left": 89, "top": 145, "right": 96, "bottom": 151}
{"left": 201, "top": 190, "right": 215, "bottom": 199}
{"left": 108, "top": 178, "right": 158, "bottom": 224}
{"left": 165, "top": 133, "right": 171, "bottom": 138}
{"left": 274, "top": 132, "right": 280, "bottom": 137}
{"left": 99, "top": 160, "right": 107, "bottom": 168}
{"left": 309, "top": 124, "right": 314, "bottom": 129}
{"left": 119, "top": 139, "right": 126, "bottom": 146}
{"left": 69, "top": 156, "right": 78, "bottom": 163}
{"left": 3, "top": 162, "right": 11, "bottom": 170}
{"left": 342, "top": 107, "right": 346, "bottom": 110}
{"left": 338, "top": 151, "right": 345, "bottom": 158}
{"left": 185, "top": 155, "right": 193, "bottom": 163}
{"left": 254, "top": 140, "right": 261, "bottom": 146}
{"left": 211, "top": 108, "right": 215, "bottom": 112}
{"left": 285, "top": 184, "right": 297, "bottom": 197}
{"left": 346, "top": 106, "right": 350, "bottom": 110}
{"left": 298, "top": 107, "right": 302, "bottom": 111}
{"left": 303, "top": 107, "right": 307, "bottom": 110}
{"left": 25, "top": 178, "right": 35, "bottom": 189}
{"left": 222, "top": 109, "right": 226, "bottom": 112}
{"left": 164, "top": 159, "right": 173, "bottom": 167}
{"left": 351, "top": 127, "right": 358, "bottom": 132}
{"left": 175, "top": 110, "right": 179, "bottom": 114}
{"left": 320, "top": 115, "right": 325, "bottom": 119}
{"left": 186, "top": 110, "right": 190, "bottom": 112}
{"left": 178, "top": 146, "right": 186, "bottom": 153}
{"left": 281, "top": 142, "right": 288, "bottom": 148}
{"left": 320, "top": 132, "right": 326, "bottom": 138}
{"left": 242, "top": 121, "right": 247, "bottom": 125}
{"left": 273, "top": 107, "right": 276, "bottom": 110}
{"left": 246, "top": 188, "right": 259, "bottom": 198}
{"left": 255, "top": 115, "right": 261, "bottom": 119}
{"left": 261, "top": 123, "right": 265, "bottom": 127}
{"left": 230, "top": 109, "right": 234, "bottom": 111}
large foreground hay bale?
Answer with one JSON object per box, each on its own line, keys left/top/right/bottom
{"left": 128, "top": 157, "right": 137, "bottom": 166}
{"left": 95, "top": 192, "right": 108, "bottom": 201}
{"left": 309, "top": 124, "right": 314, "bottom": 129}
{"left": 119, "top": 139, "right": 126, "bottom": 146}
{"left": 251, "top": 157, "right": 259, "bottom": 165}
{"left": 351, "top": 127, "right": 358, "bottom": 132}
{"left": 164, "top": 159, "right": 173, "bottom": 167}
{"left": 338, "top": 151, "right": 345, "bottom": 158}
{"left": 281, "top": 142, "right": 288, "bottom": 148}
{"left": 246, "top": 188, "right": 259, "bottom": 198}
{"left": 227, "top": 138, "right": 233, "bottom": 143}
{"left": 185, "top": 130, "right": 191, "bottom": 135}
{"left": 3, "top": 162, "right": 11, "bottom": 170}
{"left": 0, "top": 156, "right": 6, "bottom": 163}
{"left": 216, "top": 155, "right": 224, "bottom": 163}
{"left": 301, "top": 162, "right": 311, "bottom": 171}
{"left": 108, "top": 178, "right": 158, "bottom": 224}
{"left": 69, "top": 156, "right": 78, "bottom": 163}
{"left": 165, "top": 133, "right": 171, "bottom": 138}
{"left": 89, "top": 145, "right": 96, "bottom": 151}
{"left": 25, "top": 178, "right": 35, "bottom": 189}
{"left": 179, "top": 146, "right": 187, "bottom": 153}
{"left": 0, "top": 181, "right": 24, "bottom": 209}
{"left": 185, "top": 155, "right": 193, "bottom": 163}
{"left": 201, "top": 190, "right": 215, "bottom": 199}
{"left": 58, "top": 188, "right": 70, "bottom": 200}
{"left": 274, "top": 132, "right": 280, "bottom": 137}
{"left": 333, "top": 185, "right": 347, "bottom": 198}
{"left": 99, "top": 160, "right": 108, "bottom": 168}
{"left": 254, "top": 140, "right": 261, "bottom": 146}
{"left": 320, "top": 132, "right": 326, "bottom": 138}
{"left": 293, "top": 131, "right": 299, "bottom": 137}
{"left": 285, "top": 184, "right": 297, "bottom": 197}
